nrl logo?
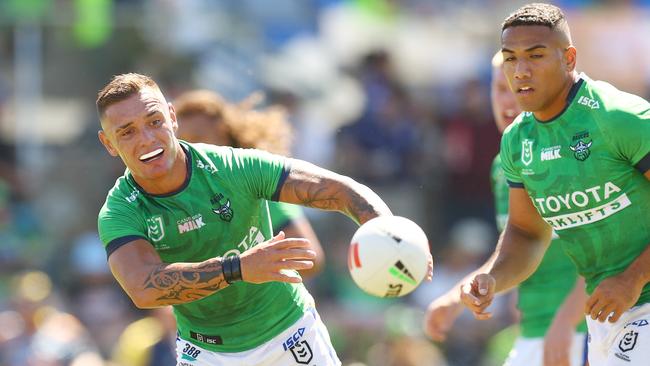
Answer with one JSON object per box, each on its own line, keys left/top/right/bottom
{"left": 569, "top": 140, "right": 592, "bottom": 161}
{"left": 521, "top": 139, "right": 534, "bottom": 166}
{"left": 146, "top": 215, "right": 165, "bottom": 242}
{"left": 210, "top": 193, "right": 234, "bottom": 222}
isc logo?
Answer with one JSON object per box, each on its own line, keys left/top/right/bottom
{"left": 577, "top": 96, "right": 600, "bottom": 109}
{"left": 282, "top": 327, "right": 306, "bottom": 351}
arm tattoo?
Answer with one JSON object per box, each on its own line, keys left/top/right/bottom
{"left": 282, "top": 161, "right": 391, "bottom": 224}
{"left": 143, "top": 259, "right": 227, "bottom": 305}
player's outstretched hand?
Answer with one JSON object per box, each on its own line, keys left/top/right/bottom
{"left": 424, "top": 295, "right": 463, "bottom": 342}
{"left": 239, "top": 231, "right": 316, "bottom": 284}
{"left": 459, "top": 273, "right": 496, "bottom": 320}
{"left": 585, "top": 271, "right": 643, "bottom": 323}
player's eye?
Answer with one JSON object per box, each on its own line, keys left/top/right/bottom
{"left": 120, "top": 128, "right": 134, "bottom": 137}
{"left": 530, "top": 54, "right": 543, "bottom": 59}
{"left": 151, "top": 119, "right": 162, "bottom": 127}
{"left": 504, "top": 56, "right": 515, "bottom": 62}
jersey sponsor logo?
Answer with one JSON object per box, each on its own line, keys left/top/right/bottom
{"left": 521, "top": 139, "right": 534, "bottom": 166}
{"left": 177, "top": 214, "right": 206, "bottom": 234}
{"left": 626, "top": 319, "right": 649, "bottom": 328}
{"left": 282, "top": 327, "right": 306, "bottom": 351}
{"left": 190, "top": 331, "right": 222, "bottom": 345}
{"left": 534, "top": 182, "right": 632, "bottom": 230}
{"left": 125, "top": 189, "right": 140, "bottom": 203}
{"left": 146, "top": 215, "right": 165, "bottom": 242}
{"left": 534, "top": 182, "right": 622, "bottom": 214}
{"left": 289, "top": 339, "right": 313, "bottom": 364}
{"left": 619, "top": 330, "right": 638, "bottom": 352}
{"left": 210, "top": 193, "right": 234, "bottom": 222}
{"left": 540, "top": 145, "right": 562, "bottom": 161}
{"left": 544, "top": 193, "right": 630, "bottom": 230}
{"left": 196, "top": 159, "right": 217, "bottom": 174}
{"left": 222, "top": 226, "right": 265, "bottom": 257}
{"left": 577, "top": 95, "right": 600, "bottom": 109}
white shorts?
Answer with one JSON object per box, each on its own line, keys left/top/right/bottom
{"left": 587, "top": 303, "right": 650, "bottom": 365}
{"left": 175, "top": 308, "right": 341, "bottom": 366}
{"left": 503, "top": 333, "right": 586, "bottom": 366}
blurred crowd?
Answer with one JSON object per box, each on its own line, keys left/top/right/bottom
{"left": 1, "top": 0, "right": 650, "bottom": 365}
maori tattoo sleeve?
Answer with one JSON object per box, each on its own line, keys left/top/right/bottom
{"left": 142, "top": 259, "right": 228, "bottom": 305}
{"left": 281, "top": 160, "right": 392, "bottom": 224}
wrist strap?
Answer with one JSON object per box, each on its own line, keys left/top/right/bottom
{"left": 222, "top": 255, "right": 242, "bottom": 284}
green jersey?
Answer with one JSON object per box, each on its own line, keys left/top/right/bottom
{"left": 491, "top": 155, "right": 586, "bottom": 338}
{"left": 98, "top": 142, "right": 313, "bottom": 352}
{"left": 501, "top": 74, "right": 650, "bottom": 306}
{"left": 268, "top": 201, "right": 304, "bottom": 234}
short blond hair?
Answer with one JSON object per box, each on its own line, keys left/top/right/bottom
{"left": 96, "top": 73, "right": 161, "bottom": 117}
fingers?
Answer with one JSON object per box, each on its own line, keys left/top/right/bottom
{"left": 267, "top": 271, "right": 303, "bottom": 284}
{"left": 608, "top": 306, "right": 624, "bottom": 323}
{"left": 277, "top": 260, "right": 314, "bottom": 271}
{"left": 270, "top": 231, "right": 286, "bottom": 242}
{"left": 426, "top": 254, "right": 434, "bottom": 281}
{"left": 597, "top": 303, "right": 616, "bottom": 322}
{"left": 586, "top": 295, "right": 622, "bottom": 323}
{"left": 585, "top": 293, "right": 598, "bottom": 316}
{"left": 271, "top": 238, "right": 311, "bottom": 249}
{"left": 273, "top": 248, "right": 317, "bottom": 261}
{"left": 460, "top": 282, "right": 493, "bottom": 319}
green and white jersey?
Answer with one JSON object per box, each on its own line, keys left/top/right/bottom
{"left": 491, "top": 155, "right": 586, "bottom": 338}
{"left": 501, "top": 74, "right": 650, "bottom": 305}
{"left": 98, "top": 142, "right": 313, "bottom": 353}
{"left": 268, "top": 201, "right": 304, "bottom": 234}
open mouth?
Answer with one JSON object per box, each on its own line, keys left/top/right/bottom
{"left": 139, "top": 148, "right": 164, "bottom": 163}
{"left": 517, "top": 86, "right": 535, "bottom": 94}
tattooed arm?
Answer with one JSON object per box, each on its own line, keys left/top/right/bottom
{"left": 108, "top": 234, "right": 316, "bottom": 309}
{"left": 279, "top": 159, "right": 392, "bottom": 225}
{"left": 108, "top": 239, "right": 228, "bottom": 308}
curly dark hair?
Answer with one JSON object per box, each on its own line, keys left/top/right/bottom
{"left": 502, "top": 3, "right": 566, "bottom": 31}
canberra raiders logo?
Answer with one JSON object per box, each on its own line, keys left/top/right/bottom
{"left": 570, "top": 130, "right": 592, "bottom": 161}
{"left": 521, "top": 139, "right": 534, "bottom": 166}
{"left": 569, "top": 140, "right": 592, "bottom": 161}
{"left": 210, "top": 193, "right": 234, "bottom": 222}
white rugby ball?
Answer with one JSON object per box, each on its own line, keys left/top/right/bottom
{"left": 348, "top": 216, "right": 431, "bottom": 297}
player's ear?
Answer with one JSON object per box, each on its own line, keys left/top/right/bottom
{"left": 168, "top": 102, "right": 178, "bottom": 133}
{"left": 564, "top": 46, "right": 577, "bottom": 72}
{"left": 98, "top": 130, "right": 119, "bottom": 157}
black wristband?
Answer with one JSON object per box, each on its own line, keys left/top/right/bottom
{"left": 230, "top": 255, "right": 242, "bottom": 282}
{"left": 222, "top": 255, "right": 242, "bottom": 284}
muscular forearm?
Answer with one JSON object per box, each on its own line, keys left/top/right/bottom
{"left": 132, "top": 257, "right": 228, "bottom": 308}
{"left": 488, "top": 224, "right": 551, "bottom": 293}
{"left": 280, "top": 159, "right": 392, "bottom": 225}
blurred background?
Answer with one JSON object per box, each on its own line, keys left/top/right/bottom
{"left": 1, "top": 0, "right": 649, "bottom": 365}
